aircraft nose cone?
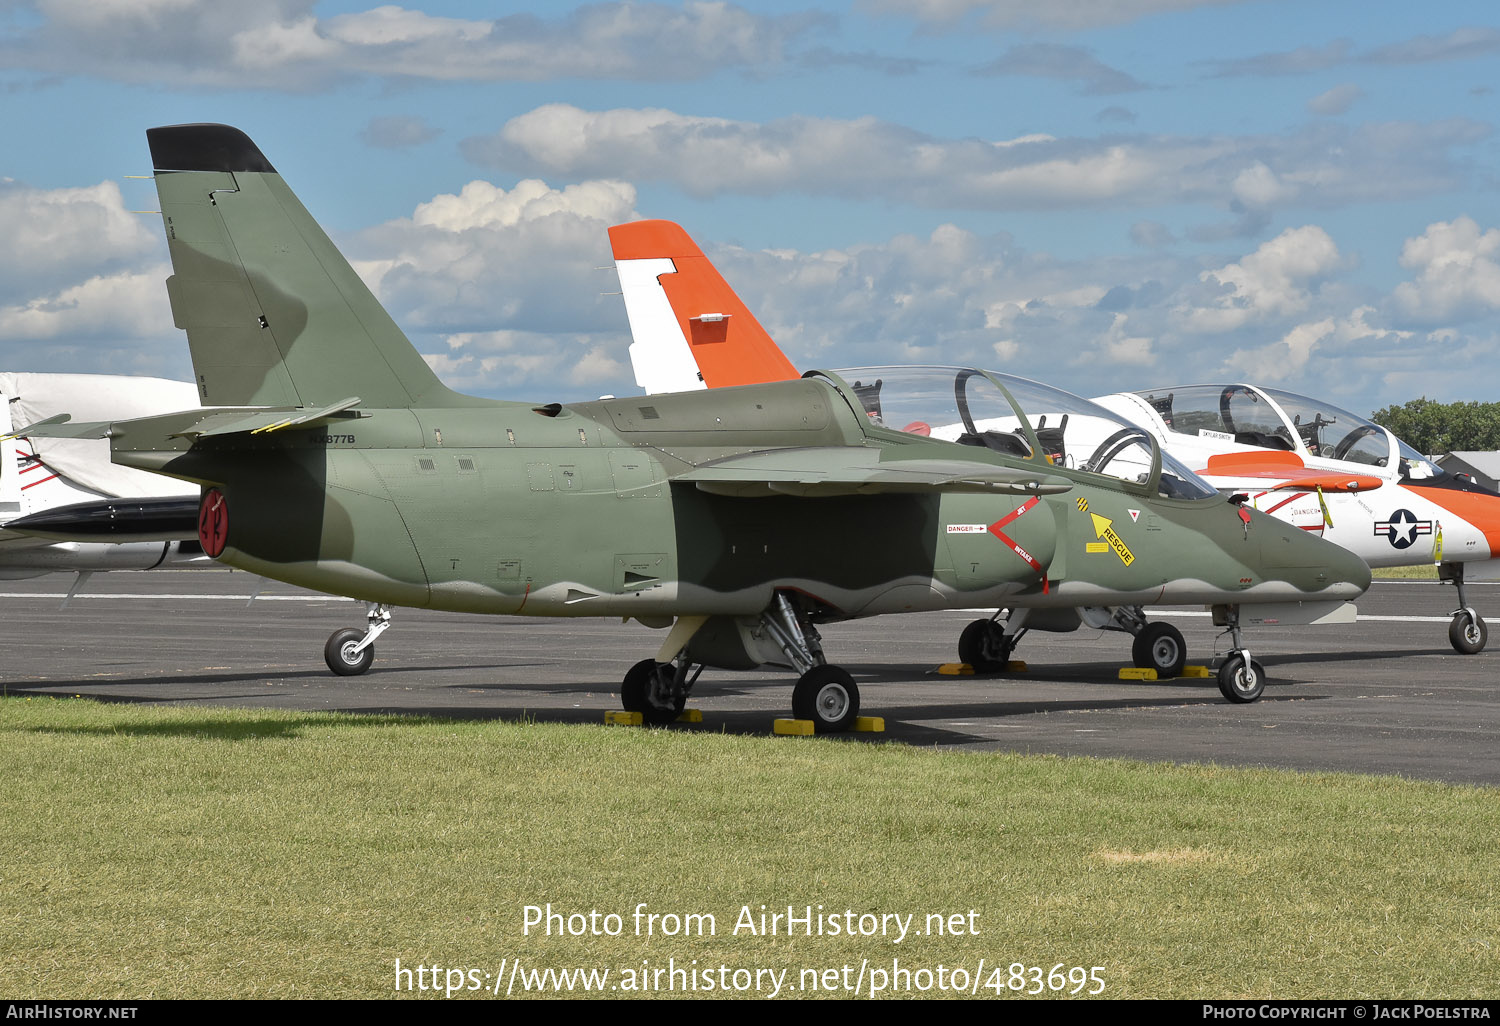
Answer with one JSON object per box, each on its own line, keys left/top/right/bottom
{"left": 1259, "top": 517, "right": 1371, "bottom": 598}
{"left": 1325, "top": 542, "right": 1372, "bottom": 599}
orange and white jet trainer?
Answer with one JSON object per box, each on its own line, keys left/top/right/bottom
{"left": 1094, "top": 385, "right": 1498, "bottom": 653}
{"left": 609, "top": 220, "right": 1377, "bottom": 679}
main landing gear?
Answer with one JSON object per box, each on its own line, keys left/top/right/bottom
{"left": 1440, "top": 562, "right": 1489, "bottom": 655}
{"left": 1133, "top": 622, "right": 1187, "bottom": 677}
{"left": 324, "top": 603, "right": 392, "bottom": 676}
{"left": 619, "top": 593, "right": 862, "bottom": 733}
{"left": 956, "top": 605, "right": 1187, "bottom": 678}
{"left": 621, "top": 657, "right": 696, "bottom": 724}
{"left": 1105, "top": 605, "right": 1188, "bottom": 677}
{"left": 957, "top": 614, "right": 1016, "bottom": 673}
{"left": 956, "top": 604, "right": 1258, "bottom": 702}
{"left": 762, "top": 594, "right": 860, "bottom": 732}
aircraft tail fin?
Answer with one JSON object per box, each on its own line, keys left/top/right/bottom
{"left": 608, "top": 220, "right": 799, "bottom": 395}
{"left": 148, "top": 124, "right": 463, "bottom": 409}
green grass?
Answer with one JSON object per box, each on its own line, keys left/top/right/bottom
{"left": 1372, "top": 564, "right": 1440, "bottom": 579}
{"left": 1, "top": 697, "right": 1495, "bottom": 999}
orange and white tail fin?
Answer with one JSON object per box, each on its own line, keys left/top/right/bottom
{"left": 608, "top": 220, "right": 799, "bottom": 394}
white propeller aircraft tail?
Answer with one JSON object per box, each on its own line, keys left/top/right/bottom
{"left": 610, "top": 220, "right": 797, "bottom": 394}
{"left": 0, "top": 372, "right": 207, "bottom": 579}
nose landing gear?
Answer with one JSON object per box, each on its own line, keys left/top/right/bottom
{"left": 1213, "top": 605, "right": 1265, "bottom": 703}
{"left": 1441, "top": 562, "right": 1489, "bottom": 655}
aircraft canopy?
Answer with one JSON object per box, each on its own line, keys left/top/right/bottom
{"left": 1128, "top": 383, "right": 1439, "bottom": 481}
{"left": 830, "top": 365, "right": 1219, "bottom": 500}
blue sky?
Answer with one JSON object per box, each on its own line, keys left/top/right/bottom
{"left": 1, "top": 0, "right": 1497, "bottom": 416}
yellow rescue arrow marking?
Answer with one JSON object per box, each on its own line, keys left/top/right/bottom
{"left": 1090, "top": 512, "right": 1135, "bottom": 567}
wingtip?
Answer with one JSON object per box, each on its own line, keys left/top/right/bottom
{"left": 147, "top": 124, "right": 277, "bottom": 174}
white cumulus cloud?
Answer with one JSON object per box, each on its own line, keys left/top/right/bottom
{"left": 857, "top": 0, "right": 1248, "bottom": 31}
{"left": 1392, "top": 217, "right": 1500, "bottom": 324}
{"left": 464, "top": 104, "right": 1487, "bottom": 217}
{"left": 1, "top": 1, "right": 816, "bottom": 87}
{"left": 341, "top": 176, "right": 644, "bottom": 397}
{"left": 1178, "top": 225, "right": 1342, "bottom": 332}
{"left": 0, "top": 266, "right": 173, "bottom": 340}
{"left": 0, "top": 180, "right": 160, "bottom": 300}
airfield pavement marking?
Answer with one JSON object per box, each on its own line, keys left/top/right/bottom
{"left": 0, "top": 592, "right": 356, "bottom": 601}
{"left": 1150, "top": 610, "right": 1456, "bottom": 624}
{"left": 963, "top": 607, "right": 1457, "bottom": 623}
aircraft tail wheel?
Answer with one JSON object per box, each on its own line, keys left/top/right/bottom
{"left": 1132, "top": 622, "right": 1187, "bottom": 677}
{"left": 792, "top": 665, "right": 860, "bottom": 733}
{"left": 1216, "top": 654, "right": 1265, "bottom": 703}
{"left": 324, "top": 627, "right": 374, "bottom": 676}
{"left": 1448, "top": 613, "right": 1488, "bottom": 655}
{"left": 958, "top": 619, "right": 1010, "bottom": 673}
{"left": 622, "top": 658, "right": 686, "bottom": 725}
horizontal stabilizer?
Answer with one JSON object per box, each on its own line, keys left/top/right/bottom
{"left": 4, "top": 414, "right": 112, "bottom": 440}
{"left": 6, "top": 496, "right": 200, "bottom": 542}
{"left": 168, "top": 398, "right": 365, "bottom": 439}
{"left": 678, "top": 447, "right": 1072, "bottom": 498}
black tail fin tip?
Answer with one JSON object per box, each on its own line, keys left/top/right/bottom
{"left": 147, "top": 124, "right": 276, "bottom": 175}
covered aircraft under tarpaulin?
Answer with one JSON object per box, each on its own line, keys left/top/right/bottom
{"left": 0, "top": 372, "right": 207, "bottom": 578}
{"left": 3, "top": 372, "right": 199, "bottom": 499}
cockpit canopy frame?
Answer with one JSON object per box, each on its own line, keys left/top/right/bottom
{"left": 809, "top": 365, "right": 1219, "bottom": 501}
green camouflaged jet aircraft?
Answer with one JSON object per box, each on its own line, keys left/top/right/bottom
{"left": 13, "top": 125, "right": 1372, "bottom": 730}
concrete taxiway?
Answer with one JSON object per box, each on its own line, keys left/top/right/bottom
{"left": 3, "top": 570, "right": 1495, "bottom": 785}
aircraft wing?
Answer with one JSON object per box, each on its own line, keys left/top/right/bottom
{"left": 677, "top": 447, "right": 1072, "bottom": 497}
{"left": 1200, "top": 452, "right": 1383, "bottom": 493}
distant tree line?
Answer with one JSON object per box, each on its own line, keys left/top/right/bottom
{"left": 1371, "top": 398, "right": 1500, "bottom": 455}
